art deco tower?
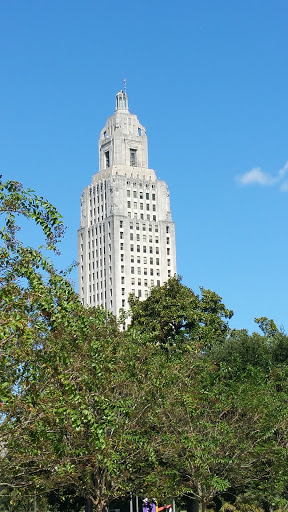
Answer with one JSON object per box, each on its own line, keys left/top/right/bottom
{"left": 78, "top": 90, "right": 176, "bottom": 316}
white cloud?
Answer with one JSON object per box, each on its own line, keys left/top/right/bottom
{"left": 278, "top": 161, "right": 288, "bottom": 179}
{"left": 280, "top": 180, "right": 288, "bottom": 192}
{"left": 237, "top": 161, "right": 288, "bottom": 191}
{"left": 238, "top": 167, "right": 276, "bottom": 185}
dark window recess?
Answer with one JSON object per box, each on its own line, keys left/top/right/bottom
{"left": 105, "top": 151, "right": 110, "bottom": 168}
{"left": 130, "top": 149, "right": 137, "bottom": 166}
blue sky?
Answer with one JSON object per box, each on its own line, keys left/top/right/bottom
{"left": 1, "top": 0, "right": 288, "bottom": 332}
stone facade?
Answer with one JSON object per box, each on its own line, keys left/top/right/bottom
{"left": 78, "top": 90, "right": 176, "bottom": 316}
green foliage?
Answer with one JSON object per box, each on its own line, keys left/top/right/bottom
{"left": 128, "top": 276, "right": 233, "bottom": 352}
{"left": 2, "top": 178, "right": 288, "bottom": 512}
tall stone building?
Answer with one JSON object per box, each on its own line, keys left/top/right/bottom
{"left": 78, "top": 89, "right": 176, "bottom": 316}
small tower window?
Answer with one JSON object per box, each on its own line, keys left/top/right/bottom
{"left": 138, "top": 127, "right": 142, "bottom": 136}
{"left": 105, "top": 151, "right": 110, "bottom": 168}
{"left": 130, "top": 149, "right": 137, "bottom": 166}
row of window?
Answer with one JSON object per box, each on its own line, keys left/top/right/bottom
{"left": 127, "top": 190, "right": 156, "bottom": 200}
{"left": 126, "top": 212, "right": 156, "bottom": 221}
{"left": 127, "top": 181, "right": 155, "bottom": 189}
{"left": 89, "top": 192, "right": 106, "bottom": 205}
{"left": 127, "top": 201, "right": 156, "bottom": 211}
{"left": 129, "top": 221, "right": 159, "bottom": 232}
{"left": 131, "top": 267, "right": 160, "bottom": 276}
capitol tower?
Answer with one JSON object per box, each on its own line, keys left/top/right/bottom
{"left": 78, "top": 89, "right": 176, "bottom": 316}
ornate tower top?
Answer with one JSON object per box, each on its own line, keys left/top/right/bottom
{"left": 98, "top": 89, "right": 148, "bottom": 171}
{"left": 115, "top": 90, "right": 129, "bottom": 112}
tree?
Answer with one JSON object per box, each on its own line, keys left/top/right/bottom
{"left": 128, "top": 276, "right": 233, "bottom": 351}
{"left": 0, "top": 179, "right": 160, "bottom": 510}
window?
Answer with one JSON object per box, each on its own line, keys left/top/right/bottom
{"left": 144, "top": 268, "right": 147, "bottom": 275}
{"left": 146, "top": 192, "right": 149, "bottom": 200}
{"left": 156, "top": 258, "right": 159, "bottom": 265}
{"left": 133, "top": 190, "right": 137, "bottom": 198}
{"left": 153, "top": 215, "right": 156, "bottom": 221}
{"left": 130, "top": 244, "right": 134, "bottom": 251}
{"left": 144, "top": 279, "right": 148, "bottom": 286}
{"left": 121, "top": 265, "right": 124, "bottom": 273}
{"left": 105, "top": 151, "right": 110, "bottom": 168}
{"left": 120, "top": 231, "right": 123, "bottom": 239}
{"left": 166, "top": 226, "right": 169, "bottom": 233}
{"left": 121, "top": 276, "right": 125, "bottom": 284}
{"left": 137, "top": 267, "right": 141, "bottom": 275}
{"left": 150, "top": 257, "right": 153, "bottom": 264}
{"left": 120, "top": 243, "right": 124, "bottom": 250}
{"left": 167, "top": 248, "right": 170, "bottom": 255}
{"left": 138, "top": 278, "right": 141, "bottom": 286}
{"left": 121, "top": 254, "right": 124, "bottom": 262}
{"left": 140, "top": 191, "right": 143, "bottom": 199}
{"left": 131, "top": 255, "right": 134, "bottom": 263}
{"left": 146, "top": 203, "right": 150, "bottom": 210}
{"left": 150, "top": 269, "right": 154, "bottom": 276}
{"left": 143, "top": 246, "right": 147, "bottom": 253}
{"left": 166, "top": 237, "right": 170, "bottom": 244}
{"left": 127, "top": 201, "right": 131, "bottom": 208}
{"left": 127, "top": 190, "right": 130, "bottom": 197}
{"left": 137, "top": 256, "right": 141, "bottom": 263}
{"left": 131, "top": 278, "right": 135, "bottom": 285}
{"left": 140, "top": 203, "right": 143, "bottom": 210}
{"left": 152, "top": 193, "right": 155, "bottom": 200}
{"left": 131, "top": 266, "right": 135, "bottom": 274}
{"left": 122, "top": 299, "right": 125, "bottom": 307}
{"left": 167, "top": 259, "right": 171, "bottom": 266}
{"left": 122, "top": 288, "right": 125, "bottom": 295}
{"left": 153, "top": 205, "right": 156, "bottom": 211}
{"left": 137, "top": 245, "right": 140, "bottom": 252}
{"left": 143, "top": 234, "right": 146, "bottom": 242}
{"left": 138, "top": 290, "right": 142, "bottom": 298}
{"left": 130, "top": 233, "right": 133, "bottom": 240}
{"left": 143, "top": 257, "right": 147, "bottom": 264}
{"left": 149, "top": 246, "right": 153, "bottom": 254}
{"left": 130, "top": 149, "right": 137, "bottom": 166}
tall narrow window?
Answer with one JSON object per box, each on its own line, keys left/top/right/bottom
{"left": 130, "top": 149, "right": 137, "bottom": 166}
{"left": 105, "top": 151, "right": 110, "bottom": 168}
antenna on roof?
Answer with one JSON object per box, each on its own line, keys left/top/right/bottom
{"left": 123, "top": 78, "right": 126, "bottom": 94}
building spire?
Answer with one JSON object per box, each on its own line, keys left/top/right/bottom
{"left": 115, "top": 86, "right": 129, "bottom": 112}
